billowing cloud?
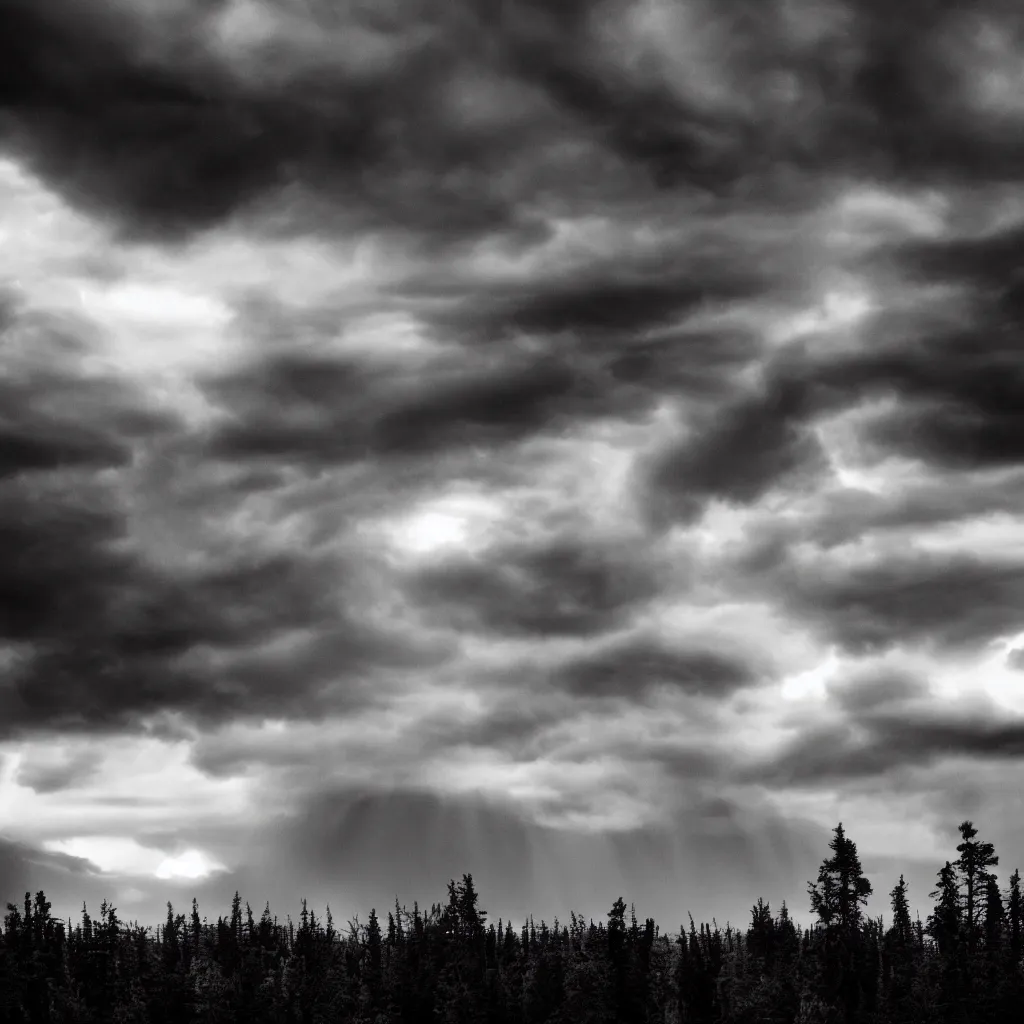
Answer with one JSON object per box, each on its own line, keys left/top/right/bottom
{"left": 405, "top": 537, "right": 664, "bottom": 638}
{"left": 554, "top": 632, "right": 761, "bottom": 701}
{"left": 739, "top": 705, "right": 1024, "bottom": 790}
{"left": 773, "top": 552, "right": 1024, "bottom": 655}
{"left": 12, "top": 747, "right": 104, "bottom": 795}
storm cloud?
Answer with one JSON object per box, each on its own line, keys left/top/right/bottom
{"left": 3, "top": 0, "right": 1024, "bottom": 935}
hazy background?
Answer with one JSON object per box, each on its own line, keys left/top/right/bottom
{"left": 2, "top": 0, "right": 1024, "bottom": 936}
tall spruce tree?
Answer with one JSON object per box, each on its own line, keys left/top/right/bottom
{"left": 747, "top": 897, "right": 776, "bottom": 975}
{"left": 364, "top": 907, "right": 383, "bottom": 1013}
{"left": 927, "top": 861, "right": 963, "bottom": 956}
{"left": 808, "top": 823, "right": 873, "bottom": 1024}
{"left": 884, "top": 874, "right": 915, "bottom": 1013}
{"left": 954, "top": 820, "right": 998, "bottom": 957}
{"left": 808, "top": 823, "right": 873, "bottom": 932}
{"left": 889, "top": 875, "right": 913, "bottom": 946}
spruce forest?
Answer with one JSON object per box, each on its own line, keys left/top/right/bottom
{"left": 3, "top": 820, "right": 1024, "bottom": 1023}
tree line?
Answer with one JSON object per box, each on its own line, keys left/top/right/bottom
{"left": 2, "top": 819, "right": 1022, "bottom": 1022}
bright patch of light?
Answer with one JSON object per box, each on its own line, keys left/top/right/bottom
{"left": 78, "top": 282, "right": 230, "bottom": 330}
{"left": 815, "top": 420, "right": 888, "bottom": 495}
{"left": 43, "top": 837, "right": 164, "bottom": 876}
{"left": 395, "top": 510, "right": 468, "bottom": 554}
{"left": 767, "top": 283, "right": 874, "bottom": 348}
{"left": 972, "top": 630, "right": 1024, "bottom": 715}
{"left": 684, "top": 500, "right": 755, "bottom": 555}
{"left": 41, "top": 831, "right": 226, "bottom": 880}
{"left": 910, "top": 515, "right": 1024, "bottom": 561}
{"left": 0, "top": 735, "right": 252, "bottom": 843}
{"left": 831, "top": 186, "right": 948, "bottom": 244}
{"left": 833, "top": 462, "right": 885, "bottom": 493}
{"left": 42, "top": 836, "right": 228, "bottom": 881}
{"left": 0, "top": 158, "right": 104, "bottom": 313}
{"left": 155, "top": 848, "right": 226, "bottom": 880}
{"left": 385, "top": 493, "right": 503, "bottom": 558}
{"left": 780, "top": 647, "right": 839, "bottom": 701}
{"left": 73, "top": 278, "right": 238, "bottom": 418}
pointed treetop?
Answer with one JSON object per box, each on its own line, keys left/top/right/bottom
{"left": 808, "top": 821, "right": 873, "bottom": 931}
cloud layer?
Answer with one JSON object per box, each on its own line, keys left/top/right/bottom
{"left": 2, "top": 0, "right": 1024, "bottom": 931}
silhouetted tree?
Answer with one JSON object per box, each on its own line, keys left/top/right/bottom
{"left": 807, "top": 823, "right": 873, "bottom": 1024}
{"left": 808, "top": 823, "right": 873, "bottom": 933}
{"left": 363, "top": 906, "right": 384, "bottom": 1013}
{"left": 984, "top": 873, "right": 1007, "bottom": 953}
{"left": 955, "top": 820, "right": 999, "bottom": 958}
{"left": 928, "top": 861, "right": 963, "bottom": 956}
{"left": 1007, "top": 868, "right": 1023, "bottom": 962}
{"left": 746, "top": 897, "right": 776, "bottom": 975}
{"left": 883, "top": 874, "right": 916, "bottom": 1018}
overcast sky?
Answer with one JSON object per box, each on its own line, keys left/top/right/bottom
{"left": 3, "top": 0, "right": 1024, "bottom": 937}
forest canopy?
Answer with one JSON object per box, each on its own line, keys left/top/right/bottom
{"left": 2, "top": 819, "right": 1023, "bottom": 1023}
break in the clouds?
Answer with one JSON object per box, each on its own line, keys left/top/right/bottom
{"left": 3, "top": 0, "right": 1024, "bottom": 933}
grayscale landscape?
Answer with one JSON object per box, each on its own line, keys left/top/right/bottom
{"left": 2, "top": 1, "right": 1024, "bottom": 1021}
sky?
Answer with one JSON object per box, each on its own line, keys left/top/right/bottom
{"left": 2, "top": 0, "right": 1024, "bottom": 937}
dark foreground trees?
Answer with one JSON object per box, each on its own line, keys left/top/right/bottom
{"left": 3, "top": 829, "right": 1023, "bottom": 1024}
